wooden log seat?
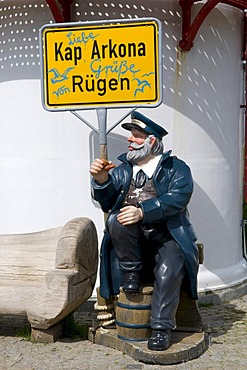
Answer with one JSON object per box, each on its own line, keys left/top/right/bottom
{"left": 0, "top": 217, "right": 98, "bottom": 342}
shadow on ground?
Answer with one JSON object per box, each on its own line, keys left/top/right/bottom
{"left": 199, "top": 298, "right": 246, "bottom": 339}
{"left": 0, "top": 297, "right": 246, "bottom": 342}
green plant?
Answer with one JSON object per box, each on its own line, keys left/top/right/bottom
{"left": 16, "top": 325, "right": 31, "bottom": 340}
{"left": 243, "top": 199, "right": 247, "bottom": 220}
{"left": 64, "top": 314, "right": 89, "bottom": 339}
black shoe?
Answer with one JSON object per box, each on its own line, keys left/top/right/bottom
{"left": 122, "top": 271, "right": 141, "bottom": 294}
{"left": 147, "top": 329, "right": 171, "bottom": 351}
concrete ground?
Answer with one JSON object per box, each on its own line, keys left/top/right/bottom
{"left": 0, "top": 294, "right": 246, "bottom": 370}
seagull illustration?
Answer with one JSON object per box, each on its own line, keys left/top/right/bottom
{"left": 132, "top": 78, "right": 151, "bottom": 97}
{"left": 48, "top": 67, "right": 75, "bottom": 84}
{"left": 142, "top": 72, "right": 155, "bottom": 77}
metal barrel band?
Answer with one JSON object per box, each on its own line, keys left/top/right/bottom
{"left": 115, "top": 320, "right": 150, "bottom": 329}
{"left": 116, "top": 301, "right": 151, "bottom": 310}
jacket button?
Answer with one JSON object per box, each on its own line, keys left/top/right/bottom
{"left": 121, "top": 190, "right": 124, "bottom": 193}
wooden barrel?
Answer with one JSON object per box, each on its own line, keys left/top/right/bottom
{"left": 115, "top": 285, "right": 153, "bottom": 341}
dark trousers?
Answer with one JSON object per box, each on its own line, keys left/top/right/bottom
{"left": 107, "top": 212, "right": 185, "bottom": 330}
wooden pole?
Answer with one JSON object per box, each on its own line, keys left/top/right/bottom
{"left": 100, "top": 144, "right": 108, "bottom": 161}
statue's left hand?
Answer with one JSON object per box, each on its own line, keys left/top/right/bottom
{"left": 117, "top": 206, "right": 143, "bottom": 225}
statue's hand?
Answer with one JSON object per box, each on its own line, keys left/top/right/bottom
{"left": 117, "top": 206, "right": 143, "bottom": 225}
{"left": 89, "top": 158, "right": 115, "bottom": 183}
{"left": 100, "top": 158, "right": 116, "bottom": 171}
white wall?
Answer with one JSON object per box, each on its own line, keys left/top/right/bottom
{"left": 0, "top": 0, "right": 246, "bottom": 292}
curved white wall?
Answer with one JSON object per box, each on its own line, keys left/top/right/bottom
{"left": 0, "top": 0, "right": 246, "bottom": 293}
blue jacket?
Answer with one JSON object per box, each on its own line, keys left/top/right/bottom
{"left": 91, "top": 151, "right": 199, "bottom": 299}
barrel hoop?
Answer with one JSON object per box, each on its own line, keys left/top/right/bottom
{"left": 117, "top": 334, "right": 149, "bottom": 342}
{"left": 115, "top": 320, "right": 150, "bottom": 329}
{"left": 116, "top": 301, "right": 151, "bottom": 310}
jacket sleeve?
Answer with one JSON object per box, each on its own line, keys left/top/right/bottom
{"left": 140, "top": 161, "right": 193, "bottom": 224}
{"left": 91, "top": 176, "right": 119, "bottom": 213}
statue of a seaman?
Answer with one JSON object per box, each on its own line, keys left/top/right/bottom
{"left": 89, "top": 111, "right": 199, "bottom": 351}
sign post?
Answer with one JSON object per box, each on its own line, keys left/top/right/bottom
{"left": 39, "top": 18, "right": 162, "bottom": 158}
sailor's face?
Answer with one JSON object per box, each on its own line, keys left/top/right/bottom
{"left": 127, "top": 129, "right": 148, "bottom": 151}
{"left": 126, "top": 129, "right": 156, "bottom": 164}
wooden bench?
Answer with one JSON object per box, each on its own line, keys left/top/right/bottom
{"left": 0, "top": 217, "right": 98, "bottom": 342}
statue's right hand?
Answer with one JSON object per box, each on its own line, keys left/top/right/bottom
{"left": 89, "top": 158, "right": 115, "bottom": 183}
{"left": 100, "top": 158, "right": 116, "bottom": 171}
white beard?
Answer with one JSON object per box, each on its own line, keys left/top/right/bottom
{"left": 127, "top": 137, "right": 152, "bottom": 164}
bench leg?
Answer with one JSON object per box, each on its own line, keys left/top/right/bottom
{"left": 31, "top": 320, "right": 64, "bottom": 343}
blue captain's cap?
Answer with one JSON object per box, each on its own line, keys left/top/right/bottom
{"left": 122, "top": 111, "right": 168, "bottom": 140}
